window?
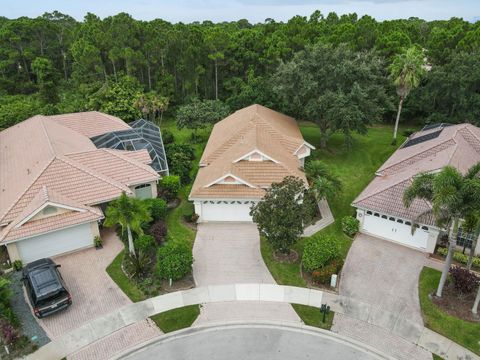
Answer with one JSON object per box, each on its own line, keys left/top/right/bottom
{"left": 389, "top": 217, "right": 395, "bottom": 221}
{"left": 405, "top": 221, "right": 412, "bottom": 226}
{"left": 457, "top": 228, "right": 474, "bottom": 249}
{"left": 381, "top": 215, "right": 387, "bottom": 219}
{"left": 396, "top": 219, "right": 404, "bottom": 224}
{"left": 374, "top": 213, "right": 380, "bottom": 217}
{"left": 366, "top": 211, "right": 372, "bottom": 215}
{"left": 421, "top": 226, "right": 429, "bottom": 231}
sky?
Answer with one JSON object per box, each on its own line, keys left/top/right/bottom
{"left": 1, "top": 0, "right": 479, "bottom": 23}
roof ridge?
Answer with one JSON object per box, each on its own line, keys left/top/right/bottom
{"left": 103, "top": 148, "right": 159, "bottom": 177}
{"left": 57, "top": 156, "right": 131, "bottom": 195}
{"left": 0, "top": 157, "right": 56, "bottom": 225}
{"left": 203, "top": 122, "right": 253, "bottom": 164}
{"left": 39, "top": 117, "right": 56, "bottom": 157}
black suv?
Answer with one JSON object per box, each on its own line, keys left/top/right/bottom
{"left": 22, "top": 258, "right": 72, "bottom": 318}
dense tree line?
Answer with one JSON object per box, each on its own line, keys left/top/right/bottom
{"left": 0, "top": 11, "right": 479, "bottom": 134}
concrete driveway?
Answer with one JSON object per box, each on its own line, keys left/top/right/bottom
{"left": 36, "top": 228, "right": 161, "bottom": 360}
{"left": 192, "top": 223, "right": 300, "bottom": 325}
{"left": 332, "top": 233, "right": 432, "bottom": 360}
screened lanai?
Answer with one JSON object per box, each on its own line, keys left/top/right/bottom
{"left": 90, "top": 119, "right": 169, "bottom": 176}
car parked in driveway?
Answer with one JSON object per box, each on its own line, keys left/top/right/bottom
{"left": 22, "top": 258, "right": 72, "bottom": 318}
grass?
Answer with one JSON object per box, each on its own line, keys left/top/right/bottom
{"left": 292, "top": 304, "right": 334, "bottom": 330}
{"left": 419, "top": 267, "right": 480, "bottom": 355}
{"left": 260, "top": 123, "right": 407, "bottom": 327}
{"left": 150, "top": 305, "right": 201, "bottom": 333}
{"left": 106, "top": 250, "right": 145, "bottom": 302}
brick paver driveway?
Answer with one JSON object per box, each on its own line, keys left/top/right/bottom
{"left": 192, "top": 223, "right": 300, "bottom": 325}
{"left": 332, "top": 233, "right": 431, "bottom": 360}
{"left": 36, "top": 228, "right": 161, "bottom": 360}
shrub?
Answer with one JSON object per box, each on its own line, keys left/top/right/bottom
{"left": 449, "top": 266, "right": 479, "bottom": 294}
{"left": 94, "top": 235, "right": 102, "bottom": 248}
{"left": 312, "top": 262, "right": 336, "bottom": 285}
{"left": 135, "top": 234, "right": 155, "bottom": 253}
{"left": 156, "top": 242, "right": 193, "bottom": 281}
{"left": 13, "top": 260, "right": 23, "bottom": 271}
{"left": 165, "top": 143, "right": 195, "bottom": 161}
{"left": 161, "top": 129, "right": 174, "bottom": 144}
{"left": 303, "top": 235, "right": 341, "bottom": 273}
{"left": 0, "top": 278, "right": 15, "bottom": 325}
{"left": 165, "top": 144, "right": 195, "bottom": 184}
{"left": 341, "top": 216, "right": 359, "bottom": 237}
{"left": 402, "top": 129, "right": 416, "bottom": 137}
{"left": 1, "top": 322, "right": 18, "bottom": 345}
{"left": 150, "top": 220, "right": 168, "bottom": 246}
{"left": 124, "top": 251, "right": 151, "bottom": 277}
{"left": 159, "top": 175, "right": 181, "bottom": 201}
{"left": 437, "top": 247, "right": 480, "bottom": 268}
{"left": 145, "top": 198, "right": 167, "bottom": 221}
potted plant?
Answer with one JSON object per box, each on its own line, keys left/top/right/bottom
{"left": 94, "top": 235, "right": 103, "bottom": 250}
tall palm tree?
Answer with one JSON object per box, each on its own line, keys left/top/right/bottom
{"left": 404, "top": 164, "right": 480, "bottom": 297}
{"left": 104, "top": 192, "right": 152, "bottom": 256}
{"left": 389, "top": 47, "right": 426, "bottom": 142}
{"left": 304, "top": 160, "right": 342, "bottom": 202}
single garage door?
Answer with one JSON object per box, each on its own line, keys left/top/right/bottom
{"left": 16, "top": 223, "right": 93, "bottom": 264}
{"left": 362, "top": 211, "right": 429, "bottom": 250}
{"left": 200, "top": 201, "right": 255, "bottom": 222}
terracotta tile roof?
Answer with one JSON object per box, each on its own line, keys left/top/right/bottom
{"left": 0, "top": 112, "right": 158, "bottom": 243}
{"left": 66, "top": 149, "right": 159, "bottom": 186}
{"left": 47, "top": 111, "right": 131, "bottom": 138}
{"left": 353, "top": 123, "right": 480, "bottom": 226}
{"left": 190, "top": 105, "right": 311, "bottom": 199}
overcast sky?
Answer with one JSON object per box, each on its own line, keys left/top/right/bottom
{"left": 2, "top": 0, "right": 479, "bottom": 23}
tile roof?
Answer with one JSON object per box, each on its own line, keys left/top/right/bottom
{"left": 190, "top": 104, "right": 311, "bottom": 199}
{"left": 0, "top": 112, "right": 159, "bottom": 243}
{"left": 353, "top": 123, "right": 480, "bottom": 226}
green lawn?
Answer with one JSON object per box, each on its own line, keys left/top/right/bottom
{"left": 419, "top": 267, "right": 480, "bottom": 355}
{"left": 261, "top": 123, "right": 406, "bottom": 327}
{"left": 292, "top": 304, "right": 334, "bottom": 330}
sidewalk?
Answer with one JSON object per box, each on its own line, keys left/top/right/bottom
{"left": 26, "top": 284, "right": 479, "bottom": 360}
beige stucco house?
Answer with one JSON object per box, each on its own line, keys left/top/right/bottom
{"left": 189, "top": 104, "right": 314, "bottom": 222}
{"left": 0, "top": 112, "right": 162, "bottom": 263}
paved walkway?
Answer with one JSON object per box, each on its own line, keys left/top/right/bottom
{"left": 192, "top": 223, "right": 300, "bottom": 324}
{"left": 302, "top": 199, "right": 334, "bottom": 237}
{"left": 335, "top": 233, "right": 432, "bottom": 359}
{"left": 37, "top": 228, "right": 161, "bottom": 360}
{"left": 26, "top": 284, "right": 479, "bottom": 360}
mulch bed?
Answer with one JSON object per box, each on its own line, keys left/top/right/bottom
{"left": 159, "top": 274, "right": 196, "bottom": 294}
{"left": 301, "top": 269, "right": 341, "bottom": 293}
{"left": 431, "top": 283, "right": 479, "bottom": 322}
{"left": 273, "top": 250, "right": 299, "bottom": 263}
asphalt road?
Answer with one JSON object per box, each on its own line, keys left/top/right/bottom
{"left": 117, "top": 323, "right": 392, "bottom": 360}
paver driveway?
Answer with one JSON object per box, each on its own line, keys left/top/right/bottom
{"left": 36, "top": 228, "right": 161, "bottom": 360}
{"left": 192, "top": 223, "right": 300, "bottom": 325}
{"left": 332, "top": 233, "right": 432, "bottom": 360}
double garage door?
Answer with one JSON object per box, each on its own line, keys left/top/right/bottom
{"left": 200, "top": 200, "right": 255, "bottom": 222}
{"left": 361, "top": 211, "right": 429, "bottom": 250}
{"left": 16, "top": 223, "right": 93, "bottom": 264}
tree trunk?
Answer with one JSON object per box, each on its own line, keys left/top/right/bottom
{"left": 111, "top": 60, "right": 117, "bottom": 81}
{"left": 147, "top": 64, "right": 152, "bottom": 91}
{"left": 436, "top": 218, "right": 458, "bottom": 297}
{"left": 62, "top": 50, "right": 68, "bottom": 80}
{"left": 473, "top": 284, "right": 480, "bottom": 314}
{"left": 127, "top": 225, "right": 136, "bottom": 257}
{"left": 393, "top": 96, "right": 404, "bottom": 141}
{"left": 467, "top": 233, "right": 479, "bottom": 270}
{"left": 214, "top": 59, "right": 218, "bottom": 100}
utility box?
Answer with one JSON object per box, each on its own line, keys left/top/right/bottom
{"left": 330, "top": 274, "right": 338, "bottom": 288}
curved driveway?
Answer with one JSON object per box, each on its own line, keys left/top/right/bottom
{"left": 192, "top": 223, "right": 300, "bottom": 324}
{"left": 116, "top": 322, "right": 394, "bottom": 360}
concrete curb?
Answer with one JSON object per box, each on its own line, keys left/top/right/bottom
{"left": 25, "top": 284, "right": 479, "bottom": 360}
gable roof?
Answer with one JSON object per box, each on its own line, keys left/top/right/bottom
{"left": 353, "top": 123, "right": 480, "bottom": 225}
{"left": 0, "top": 112, "right": 159, "bottom": 243}
{"left": 190, "top": 104, "right": 311, "bottom": 199}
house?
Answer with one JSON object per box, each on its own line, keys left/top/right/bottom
{"left": 0, "top": 111, "right": 166, "bottom": 264}
{"left": 189, "top": 104, "right": 314, "bottom": 222}
{"left": 353, "top": 123, "right": 480, "bottom": 255}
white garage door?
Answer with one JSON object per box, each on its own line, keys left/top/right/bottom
{"left": 16, "top": 223, "right": 93, "bottom": 264}
{"left": 201, "top": 201, "right": 254, "bottom": 222}
{"left": 362, "top": 211, "right": 429, "bottom": 250}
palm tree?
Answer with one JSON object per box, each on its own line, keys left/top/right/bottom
{"left": 304, "top": 160, "right": 342, "bottom": 202}
{"left": 404, "top": 164, "right": 480, "bottom": 297}
{"left": 389, "top": 47, "right": 426, "bottom": 142}
{"left": 104, "top": 192, "right": 152, "bottom": 256}
{"left": 473, "top": 283, "right": 480, "bottom": 315}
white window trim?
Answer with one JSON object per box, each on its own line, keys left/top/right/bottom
{"left": 204, "top": 173, "right": 256, "bottom": 188}
{"left": 232, "top": 149, "right": 279, "bottom": 164}
{"left": 15, "top": 201, "right": 86, "bottom": 229}
{"left": 293, "top": 141, "right": 315, "bottom": 155}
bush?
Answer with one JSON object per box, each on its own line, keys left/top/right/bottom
{"left": 124, "top": 251, "right": 151, "bottom": 277}
{"left": 145, "top": 198, "right": 167, "bottom": 221}
{"left": 165, "top": 143, "right": 195, "bottom": 161}
{"left": 402, "top": 129, "right": 416, "bottom": 137}
{"left": 156, "top": 242, "right": 193, "bottom": 281}
{"left": 159, "top": 175, "right": 181, "bottom": 201}
{"left": 341, "top": 216, "right": 359, "bottom": 237}
{"left": 0, "top": 278, "right": 15, "bottom": 325}
{"left": 1, "top": 322, "right": 18, "bottom": 345}
{"left": 165, "top": 144, "right": 195, "bottom": 184}
{"left": 437, "top": 247, "right": 480, "bottom": 268}
{"left": 94, "top": 235, "right": 102, "bottom": 248}
{"left": 150, "top": 220, "right": 168, "bottom": 246}
{"left": 449, "top": 266, "right": 479, "bottom": 294}
{"left": 303, "top": 235, "right": 341, "bottom": 273}
{"left": 161, "top": 129, "right": 174, "bottom": 144}
{"left": 13, "top": 260, "right": 23, "bottom": 271}
{"left": 135, "top": 234, "right": 155, "bottom": 253}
